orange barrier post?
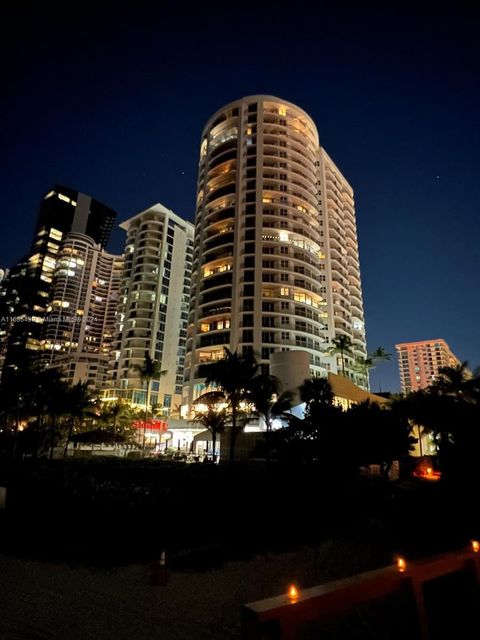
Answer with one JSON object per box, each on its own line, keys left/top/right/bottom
{"left": 150, "top": 550, "right": 168, "bottom": 586}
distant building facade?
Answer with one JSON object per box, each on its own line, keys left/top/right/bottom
{"left": 0, "top": 186, "right": 116, "bottom": 380}
{"left": 106, "top": 204, "right": 194, "bottom": 414}
{"left": 395, "top": 339, "right": 461, "bottom": 393}
{"left": 41, "top": 232, "right": 123, "bottom": 390}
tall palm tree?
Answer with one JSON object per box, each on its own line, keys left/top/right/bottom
{"left": 248, "top": 373, "right": 292, "bottom": 462}
{"left": 190, "top": 391, "right": 228, "bottom": 462}
{"left": 353, "top": 356, "right": 374, "bottom": 391}
{"left": 32, "top": 369, "right": 70, "bottom": 459}
{"left": 202, "top": 347, "right": 259, "bottom": 463}
{"left": 328, "top": 335, "right": 353, "bottom": 377}
{"left": 63, "top": 381, "right": 97, "bottom": 457}
{"left": 370, "top": 346, "right": 392, "bottom": 365}
{"left": 431, "top": 361, "right": 471, "bottom": 397}
{"left": 132, "top": 352, "right": 166, "bottom": 452}
{"left": 369, "top": 346, "right": 392, "bottom": 393}
{"left": 101, "top": 401, "right": 130, "bottom": 444}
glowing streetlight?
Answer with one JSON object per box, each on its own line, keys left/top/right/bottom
{"left": 471, "top": 540, "right": 479, "bottom": 553}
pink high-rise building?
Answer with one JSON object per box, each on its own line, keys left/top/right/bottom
{"left": 395, "top": 339, "right": 460, "bottom": 393}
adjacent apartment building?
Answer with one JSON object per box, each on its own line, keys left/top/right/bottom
{"left": 395, "top": 339, "right": 461, "bottom": 393}
{"left": 106, "top": 204, "right": 194, "bottom": 415}
{"left": 183, "top": 95, "right": 367, "bottom": 407}
{"left": 41, "top": 232, "right": 123, "bottom": 390}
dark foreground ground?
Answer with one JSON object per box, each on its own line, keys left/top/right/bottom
{"left": 0, "top": 539, "right": 390, "bottom": 640}
{"left": 0, "top": 458, "right": 478, "bottom": 639}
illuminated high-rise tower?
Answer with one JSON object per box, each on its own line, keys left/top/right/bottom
{"left": 41, "top": 232, "right": 123, "bottom": 390}
{"left": 396, "top": 339, "right": 460, "bottom": 393}
{"left": 0, "top": 186, "right": 116, "bottom": 380}
{"left": 107, "top": 204, "right": 194, "bottom": 414}
{"left": 184, "top": 95, "right": 367, "bottom": 407}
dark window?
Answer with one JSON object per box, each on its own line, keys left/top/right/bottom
{"left": 243, "top": 270, "right": 255, "bottom": 282}
{"left": 242, "top": 313, "right": 254, "bottom": 326}
{"left": 242, "top": 299, "right": 254, "bottom": 311}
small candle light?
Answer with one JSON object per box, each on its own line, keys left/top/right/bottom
{"left": 396, "top": 557, "right": 407, "bottom": 573}
{"left": 287, "top": 584, "right": 299, "bottom": 602}
{"left": 472, "top": 540, "right": 479, "bottom": 553}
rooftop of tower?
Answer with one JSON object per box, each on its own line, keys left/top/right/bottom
{"left": 202, "top": 95, "right": 319, "bottom": 143}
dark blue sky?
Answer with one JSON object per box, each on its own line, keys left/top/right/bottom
{"left": 1, "top": 1, "right": 479, "bottom": 391}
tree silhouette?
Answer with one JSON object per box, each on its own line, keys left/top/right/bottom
{"left": 63, "top": 381, "right": 97, "bottom": 457}
{"left": 201, "top": 347, "right": 259, "bottom": 463}
{"left": 329, "top": 335, "right": 353, "bottom": 377}
{"left": 248, "top": 373, "right": 292, "bottom": 462}
{"left": 132, "top": 352, "right": 166, "bottom": 452}
{"left": 369, "top": 346, "right": 392, "bottom": 392}
{"left": 190, "top": 391, "right": 228, "bottom": 462}
{"left": 353, "top": 356, "right": 374, "bottom": 391}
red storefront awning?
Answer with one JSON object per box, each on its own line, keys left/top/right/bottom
{"left": 132, "top": 419, "right": 168, "bottom": 432}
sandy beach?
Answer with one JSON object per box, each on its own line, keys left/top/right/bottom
{"left": 0, "top": 540, "right": 385, "bottom": 640}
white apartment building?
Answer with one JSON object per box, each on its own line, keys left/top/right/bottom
{"left": 41, "top": 232, "right": 123, "bottom": 390}
{"left": 107, "top": 204, "right": 194, "bottom": 414}
{"left": 184, "top": 95, "right": 367, "bottom": 407}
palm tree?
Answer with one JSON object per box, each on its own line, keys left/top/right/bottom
{"left": 370, "top": 346, "right": 392, "bottom": 362}
{"left": 353, "top": 356, "right": 374, "bottom": 391}
{"left": 132, "top": 352, "right": 166, "bottom": 452}
{"left": 248, "top": 374, "right": 292, "bottom": 462}
{"left": 63, "top": 381, "right": 97, "bottom": 457}
{"left": 369, "top": 346, "right": 392, "bottom": 392}
{"left": 201, "top": 347, "right": 259, "bottom": 463}
{"left": 190, "top": 391, "right": 228, "bottom": 462}
{"left": 96, "top": 400, "right": 132, "bottom": 452}
{"left": 369, "top": 346, "right": 392, "bottom": 367}
{"left": 328, "top": 335, "right": 353, "bottom": 377}
{"left": 31, "top": 369, "right": 70, "bottom": 459}
{"left": 299, "top": 376, "right": 335, "bottom": 407}
{"left": 431, "top": 361, "right": 471, "bottom": 397}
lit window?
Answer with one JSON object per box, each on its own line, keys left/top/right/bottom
{"left": 278, "top": 107, "right": 287, "bottom": 116}
{"left": 58, "top": 193, "right": 71, "bottom": 203}
{"left": 280, "top": 287, "right": 289, "bottom": 296}
{"left": 201, "top": 323, "right": 210, "bottom": 332}
{"left": 49, "top": 228, "right": 63, "bottom": 240}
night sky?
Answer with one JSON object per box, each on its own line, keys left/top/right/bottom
{"left": 1, "top": 1, "right": 479, "bottom": 392}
